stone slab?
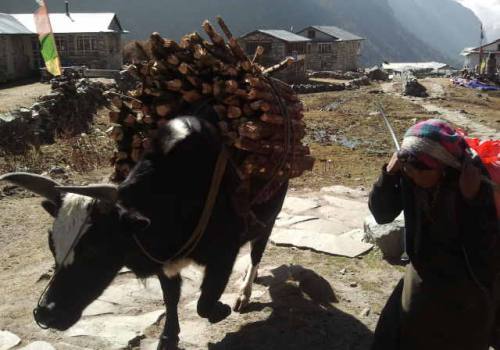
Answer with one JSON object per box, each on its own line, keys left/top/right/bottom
{"left": 275, "top": 215, "right": 319, "bottom": 227}
{"left": 0, "top": 330, "right": 20, "bottom": 350}
{"left": 270, "top": 228, "right": 373, "bottom": 258}
{"left": 281, "top": 197, "right": 321, "bottom": 214}
{"left": 290, "top": 218, "right": 350, "bottom": 236}
{"left": 65, "top": 310, "right": 165, "bottom": 350}
{"left": 18, "top": 342, "right": 56, "bottom": 350}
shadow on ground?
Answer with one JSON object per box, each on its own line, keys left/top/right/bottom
{"left": 209, "top": 265, "right": 373, "bottom": 350}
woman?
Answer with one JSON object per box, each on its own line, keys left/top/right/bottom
{"left": 370, "top": 119, "right": 499, "bottom": 350}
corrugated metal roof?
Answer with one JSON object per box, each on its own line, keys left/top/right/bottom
{"left": 255, "top": 30, "right": 311, "bottom": 42}
{"left": 11, "top": 13, "right": 125, "bottom": 34}
{"left": 382, "top": 62, "right": 451, "bottom": 72}
{"left": 309, "top": 26, "right": 363, "bottom": 41}
{"left": 0, "top": 13, "right": 32, "bottom": 34}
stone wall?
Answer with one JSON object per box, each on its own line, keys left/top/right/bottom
{"left": 53, "top": 33, "right": 122, "bottom": 69}
{"left": 238, "top": 32, "right": 286, "bottom": 66}
{"left": 306, "top": 40, "right": 362, "bottom": 72}
{"left": 0, "top": 35, "right": 36, "bottom": 82}
{"left": 0, "top": 70, "right": 110, "bottom": 154}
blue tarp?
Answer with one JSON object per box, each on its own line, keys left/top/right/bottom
{"left": 452, "top": 78, "right": 500, "bottom": 91}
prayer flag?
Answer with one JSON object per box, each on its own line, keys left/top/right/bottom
{"left": 34, "top": 0, "right": 62, "bottom": 76}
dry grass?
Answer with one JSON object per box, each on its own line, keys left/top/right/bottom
{"left": 291, "top": 84, "right": 438, "bottom": 190}
{"left": 0, "top": 110, "right": 114, "bottom": 175}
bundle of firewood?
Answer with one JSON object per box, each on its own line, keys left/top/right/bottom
{"left": 106, "top": 17, "right": 314, "bottom": 203}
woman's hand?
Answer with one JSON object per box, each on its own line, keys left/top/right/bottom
{"left": 386, "top": 152, "right": 401, "bottom": 174}
{"left": 460, "top": 161, "right": 481, "bottom": 200}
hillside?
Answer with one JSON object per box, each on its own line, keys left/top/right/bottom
{"left": 0, "top": 0, "right": 480, "bottom": 66}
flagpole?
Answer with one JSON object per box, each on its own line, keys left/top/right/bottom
{"left": 479, "top": 23, "right": 484, "bottom": 75}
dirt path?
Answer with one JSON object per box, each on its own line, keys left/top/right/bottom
{"left": 381, "top": 79, "right": 500, "bottom": 139}
{"left": 0, "top": 82, "right": 50, "bottom": 113}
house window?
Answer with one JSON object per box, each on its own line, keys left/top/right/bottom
{"left": 306, "top": 43, "right": 312, "bottom": 54}
{"left": 286, "top": 43, "right": 306, "bottom": 55}
{"left": 319, "top": 43, "right": 332, "bottom": 54}
{"left": 55, "top": 37, "right": 67, "bottom": 53}
{"left": 498, "top": 44, "right": 500, "bottom": 51}
{"left": 76, "top": 35, "right": 98, "bottom": 56}
{"left": 307, "top": 30, "right": 316, "bottom": 39}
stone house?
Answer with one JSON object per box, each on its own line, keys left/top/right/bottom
{"left": 238, "top": 29, "right": 310, "bottom": 82}
{"left": 461, "top": 38, "right": 500, "bottom": 71}
{"left": 12, "top": 11, "right": 126, "bottom": 70}
{"left": 0, "top": 13, "right": 37, "bottom": 82}
{"left": 296, "top": 26, "right": 364, "bottom": 71}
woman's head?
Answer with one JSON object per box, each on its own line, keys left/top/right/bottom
{"left": 398, "top": 119, "right": 468, "bottom": 188}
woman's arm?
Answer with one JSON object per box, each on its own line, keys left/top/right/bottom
{"left": 369, "top": 164, "right": 404, "bottom": 224}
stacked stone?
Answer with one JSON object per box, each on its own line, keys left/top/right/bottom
{"left": 0, "top": 70, "right": 108, "bottom": 154}
{"left": 106, "top": 17, "right": 315, "bottom": 198}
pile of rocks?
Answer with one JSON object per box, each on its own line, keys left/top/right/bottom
{"left": 366, "top": 66, "right": 389, "bottom": 81}
{"left": 0, "top": 70, "right": 110, "bottom": 154}
{"left": 308, "top": 70, "right": 364, "bottom": 80}
{"left": 291, "top": 82, "right": 346, "bottom": 94}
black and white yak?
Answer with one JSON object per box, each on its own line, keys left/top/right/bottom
{"left": 0, "top": 114, "right": 288, "bottom": 350}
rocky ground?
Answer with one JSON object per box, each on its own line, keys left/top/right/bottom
{"left": 1, "top": 77, "right": 499, "bottom": 350}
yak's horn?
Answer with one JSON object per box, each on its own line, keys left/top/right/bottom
{"left": 55, "top": 184, "right": 119, "bottom": 203}
{"left": 0, "top": 172, "right": 61, "bottom": 203}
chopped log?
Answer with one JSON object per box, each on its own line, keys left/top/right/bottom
{"left": 202, "top": 83, "right": 213, "bottom": 95}
{"left": 107, "top": 126, "right": 124, "bottom": 142}
{"left": 252, "top": 45, "right": 265, "bottom": 63}
{"left": 260, "top": 113, "right": 305, "bottom": 127}
{"left": 202, "top": 20, "right": 226, "bottom": 47}
{"left": 115, "top": 151, "right": 129, "bottom": 161}
{"left": 109, "top": 111, "right": 121, "bottom": 123}
{"left": 142, "top": 137, "right": 153, "bottom": 151}
{"left": 248, "top": 89, "right": 274, "bottom": 101}
{"left": 144, "top": 115, "right": 155, "bottom": 125}
{"left": 227, "top": 106, "right": 242, "bottom": 119}
{"left": 223, "top": 95, "right": 241, "bottom": 107}
{"left": 124, "top": 114, "right": 136, "bottom": 127}
{"left": 213, "top": 104, "right": 227, "bottom": 119}
{"left": 131, "top": 148, "right": 143, "bottom": 162}
{"left": 167, "top": 54, "right": 180, "bottom": 66}
{"left": 166, "top": 79, "right": 183, "bottom": 91}
{"left": 186, "top": 75, "right": 202, "bottom": 88}
{"left": 225, "top": 80, "right": 239, "bottom": 94}
{"left": 132, "top": 134, "right": 143, "bottom": 148}
{"left": 155, "top": 103, "right": 173, "bottom": 117}
{"left": 238, "top": 121, "right": 276, "bottom": 140}
{"left": 263, "top": 57, "right": 295, "bottom": 76}
{"left": 182, "top": 90, "right": 203, "bottom": 103}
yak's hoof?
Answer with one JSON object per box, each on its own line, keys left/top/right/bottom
{"left": 198, "top": 301, "right": 231, "bottom": 323}
{"left": 208, "top": 302, "right": 231, "bottom": 323}
{"left": 157, "top": 335, "right": 179, "bottom": 350}
{"left": 233, "top": 293, "right": 250, "bottom": 313}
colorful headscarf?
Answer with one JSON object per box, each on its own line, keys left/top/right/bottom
{"left": 399, "top": 119, "right": 468, "bottom": 170}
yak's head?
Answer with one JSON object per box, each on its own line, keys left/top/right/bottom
{"left": 0, "top": 116, "right": 225, "bottom": 331}
{"left": 0, "top": 174, "right": 149, "bottom": 330}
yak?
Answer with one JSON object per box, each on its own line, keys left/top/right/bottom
{"left": 0, "top": 114, "right": 288, "bottom": 350}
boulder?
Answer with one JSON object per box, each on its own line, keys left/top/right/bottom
{"left": 363, "top": 214, "right": 404, "bottom": 260}
{"left": 367, "top": 66, "right": 389, "bottom": 81}
{"left": 403, "top": 79, "right": 428, "bottom": 97}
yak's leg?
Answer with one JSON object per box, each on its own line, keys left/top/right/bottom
{"left": 234, "top": 235, "right": 269, "bottom": 312}
{"left": 197, "top": 250, "right": 237, "bottom": 323}
{"left": 157, "top": 273, "right": 182, "bottom": 350}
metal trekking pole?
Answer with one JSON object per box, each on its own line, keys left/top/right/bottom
{"left": 376, "top": 102, "right": 410, "bottom": 263}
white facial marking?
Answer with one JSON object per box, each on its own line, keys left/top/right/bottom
{"left": 51, "top": 193, "right": 94, "bottom": 267}
{"left": 162, "top": 119, "right": 190, "bottom": 154}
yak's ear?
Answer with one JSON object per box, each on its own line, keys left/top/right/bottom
{"left": 119, "top": 209, "right": 151, "bottom": 233}
{"left": 41, "top": 200, "right": 58, "bottom": 218}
